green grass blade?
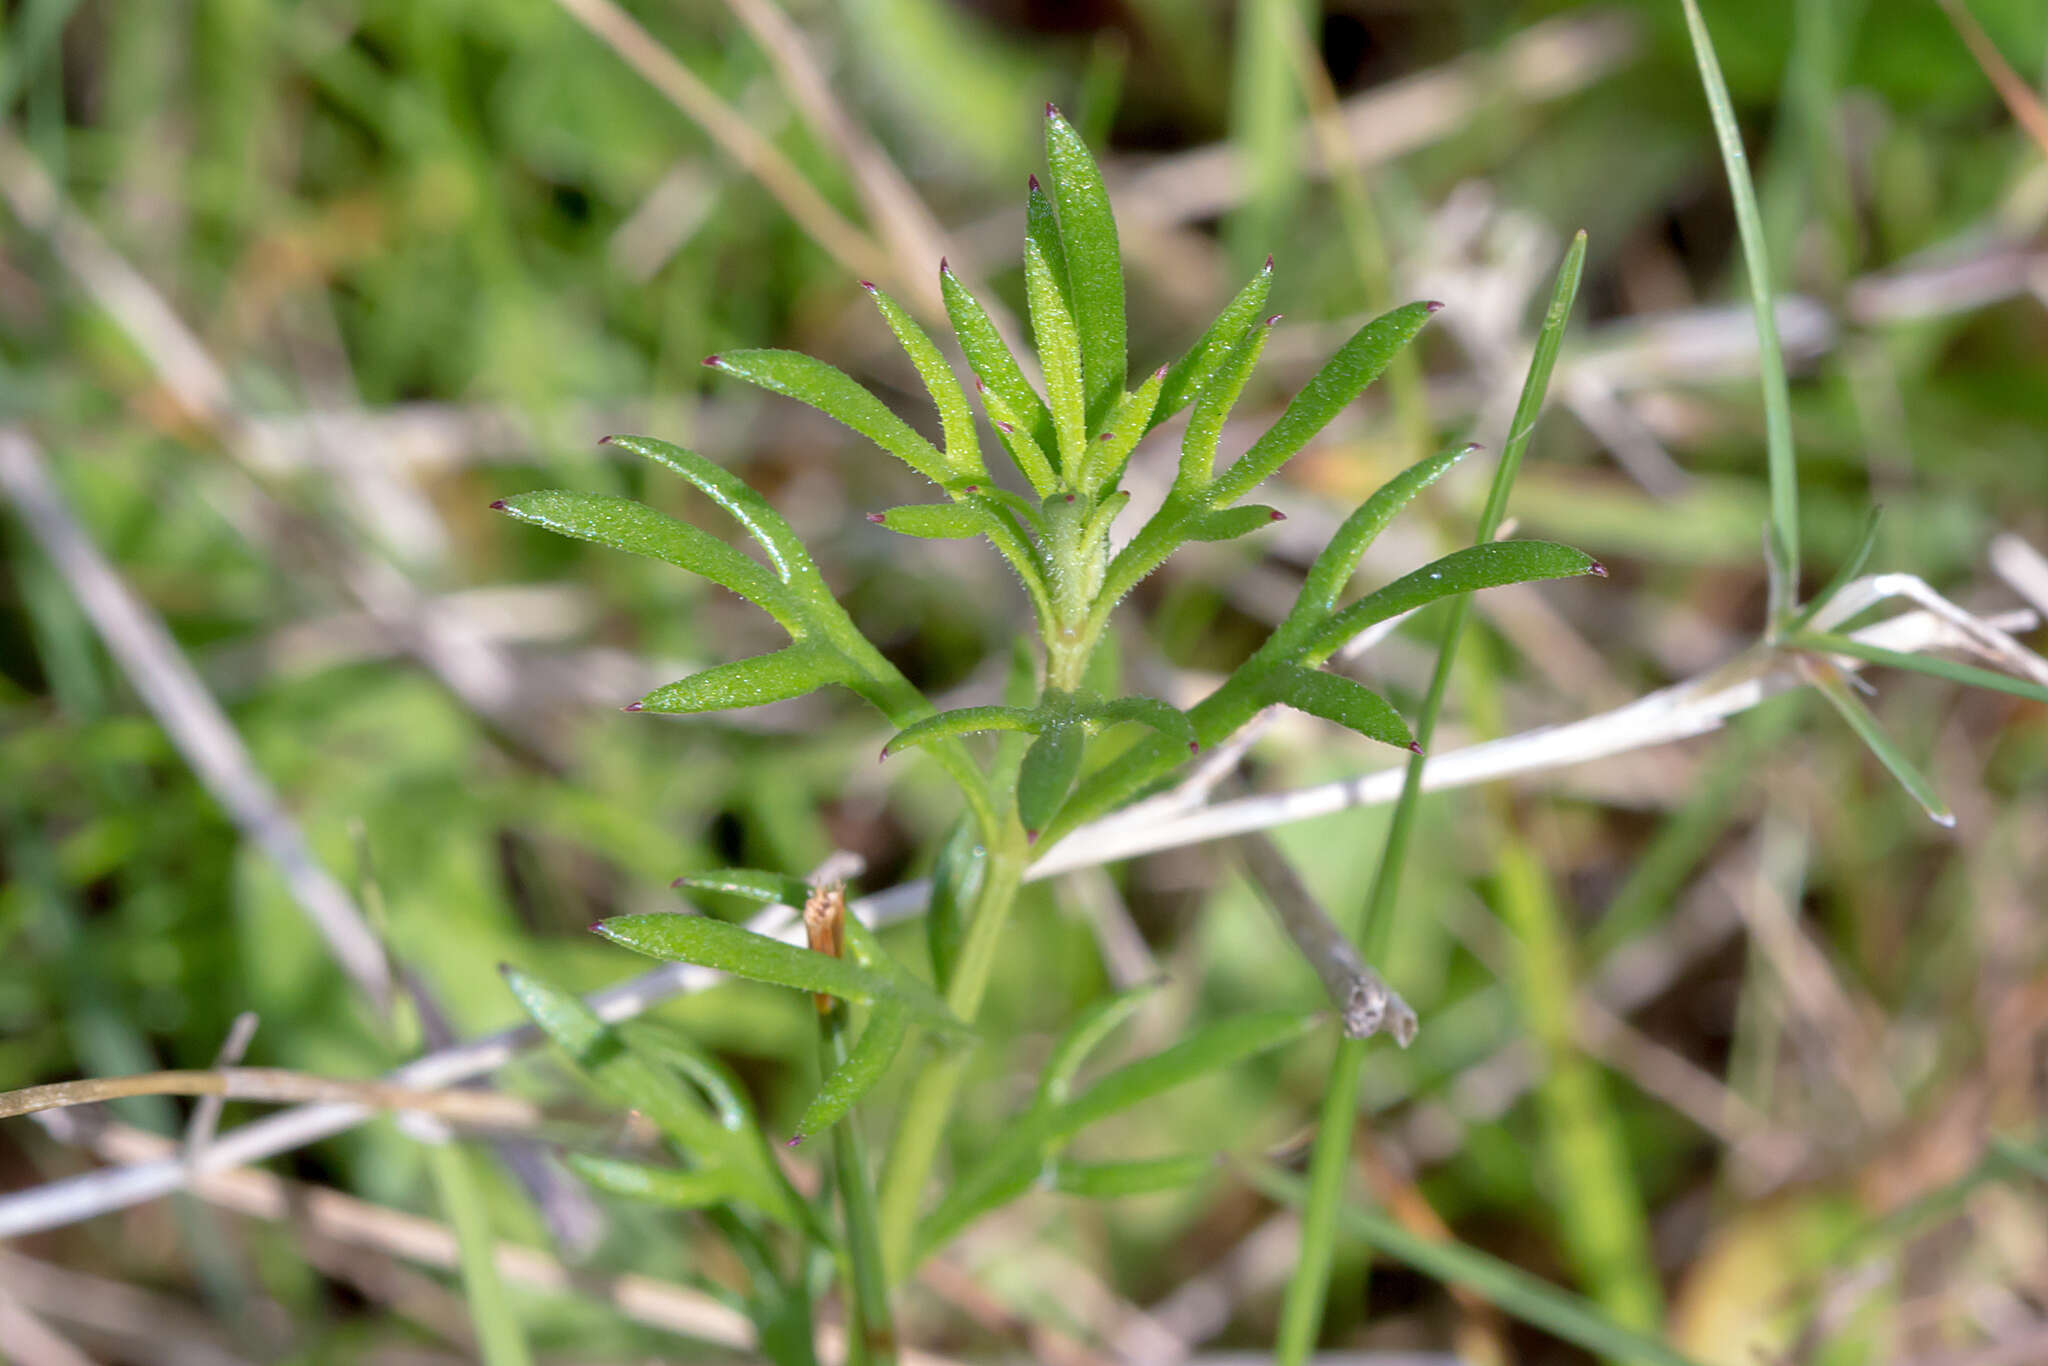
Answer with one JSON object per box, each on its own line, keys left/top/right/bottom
{"left": 1249, "top": 1161, "right": 1710, "bottom": 1366}
{"left": 1807, "top": 665, "right": 1955, "bottom": 827}
{"left": 1263, "top": 664, "right": 1413, "bottom": 751}
{"left": 1044, "top": 105, "right": 1128, "bottom": 425}
{"left": 1052, "top": 1153, "right": 1217, "bottom": 1198}
{"left": 593, "top": 913, "right": 973, "bottom": 1033}
{"left": 1786, "top": 507, "right": 1881, "bottom": 632}
{"left": 1034, "top": 982, "right": 1159, "bottom": 1108}
{"left": 1211, "top": 300, "right": 1440, "bottom": 507}
{"left": 1680, "top": 0, "right": 1800, "bottom": 619}
{"left": 427, "top": 1141, "right": 534, "bottom": 1366}
{"left": 1085, "top": 695, "right": 1197, "bottom": 750}
{"left": 1017, "top": 723, "right": 1084, "bottom": 835}
{"left": 709, "top": 350, "right": 951, "bottom": 487}
{"left": 565, "top": 1152, "right": 749, "bottom": 1210}
{"left": 1278, "top": 235, "right": 1588, "bottom": 1365}
{"left": 1788, "top": 632, "right": 2048, "bottom": 706}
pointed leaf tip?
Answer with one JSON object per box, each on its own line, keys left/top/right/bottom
{"left": 1407, "top": 741, "right": 1425, "bottom": 755}
{"left": 1263, "top": 254, "right": 1275, "bottom": 272}
{"left": 1588, "top": 560, "right": 1608, "bottom": 578}
{"left": 1027, "top": 172, "right": 1040, "bottom": 191}
{"left": 786, "top": 1135, "right": 804, "bottom": 1148}
{"left": 702, "top": 353, "right": 722, "bottom": 367}
{"left": 1424, "top": 300, "right": 1446, "bottom": 313}
{"left": 1187, "top": 740, "right": 1200, "bottom": 754}
{"left": 1269, "top": 509, "right": 1286, "bottom": 521}
{"left": 866, "top": 512, "right": 885, "bottom": 523}
{"left": 939, "top": 255, "right": 950, "bottom": 273}
{"left": 1025, "top": 828, "right": 1040, "bottom": 843}
{"left": 858, "top": 280, "right": 876, "bottom": 292}
{"left": 622, "top": 701, "right": 644, "bottom": 712}
{"left": 1044, "top": 102, "right": 1059, "bottom": 118}
{"left": 963, "top": 484, "right": 979, "bottom": 493}
{"left": 489, "top": 498, "right": 506, "bottom": 510}
{"left": 1265, "top": 313, "right": 1283, "bottom": 326}
{"left": 1154, "top": 363, "right": 1169, "bottom": 379}
{"left": 597, "top": 434, "right": 616, "bottom": 445}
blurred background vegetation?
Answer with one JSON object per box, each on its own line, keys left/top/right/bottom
{"left": 2, "top": 0, "right": 2046, "bottom": 1362}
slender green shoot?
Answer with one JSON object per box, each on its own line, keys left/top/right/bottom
{"left": 427, "top": 1141, "right": 535, "bottom": 1366}
{"left": 1274, "top": 230, "right": 1589, "bottom": 1366}
{"left": 1807, "top": 664, "right": 1955, "bottom": 827}
{"left": 1680, "top": 0, "right": 1800, "bottom": 624}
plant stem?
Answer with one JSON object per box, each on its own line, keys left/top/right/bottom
{"left": 823, "top": 1008, "right": 896, "bottom": 1366}
{"left": 1271, "top": 1031, "right": 1364, "bottom": 1361}
{"left": 1272, "top": 232, "right": 1585, "bottom": 1364}
{"left": 874, "top": 839, "right": 1027, "bottom": 1277}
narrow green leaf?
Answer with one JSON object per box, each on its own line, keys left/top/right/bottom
{"left": 493, "top": 490, "right": 793, "bottom": 626}
{"left": 1154, "top": 258, "right": 1274, "bottom": 427}
{"left": 565, "top": 1153, "right": 742, "bottom": 1210}
{"left": 941, "top": 264, "right": 1058, "bottom": 487}
{"left": 502, "top": 970, "right": 806, "bottom": 1227}
{"left": 868, "top": 502, "right": 985, "bottom": 540}
{"left": 1307, "top": 542, "right": 1601, "bottom": 662}
{"left": 672, "top": 868, "right": 812, "bottom": 908}
{"left": 1044, "top": 106, "right": 1128, "bottom": 426}
{"left": 1025, "top": 174, "right": 1074, "bottom": 322}
{"left": 1188, "top": 504, "right": 1286, "bottom": 542}
{"left": 1179, "top": 318, "right": 1274, "bottom": 496}
{"left": 1085, "top": 695, "right": 1198, "bottom": 751}
{"left": 1297, "top": 444, "right": 1476, "bottom": 617}
{"left": 1210, "top": 300, "right": 1439, "bottom": 507}
{"left": 883, "top": 704, "right": 1039, "bottom": 758}
{"left": 1034, "top": 982, "right": 1158, "bottom": 1108}
{"left": 1786, "top": 507, "right": 1881, "bottom": 632}
{"left": 793, "top": 999, "right": 910, "bottom": 1143}
{"left": 709, "top": 349, "right": 950, "bottom": 487}
{"left": 428, "top": 1142, "right": 535, "bottom": 1366}
{"left": 1079, "top": 489, "right": 1131, "bottom": 551}
{"left": 976, "top": 380, "right": 1061, "bottom": 497}
{"left": 635, "top": 640, "right": 853, "bottom": 714}
{"left": 1080, "top": 367, "right": 1164, "bottom": 493}
{"left": 1247, "top": 1161, "right": 1711, "bottom": 1366}
{"left": 1018, "top": 723, "right": 1084, "bottom": 835}
{"left": 1807, "top": 664, "right": 1955, "bottom": 826}
{"left": 1681, "top": 0, "right": 1800, "bottom": 616}
{"left": 926, "top": 818, "right": 983, "bottom": 991}
{"left": 1025, "top": 234, "right": 1087, "bottom": 472}
{"left": 1052, "top": 1154, "right": 1217, "bottom": 1198}
{"left": 593, "top": 913, "right": 972, "bottom": 1034}
{"left": 861, "top": 283, "right": 982, "bottom": 477}
{"left": 1789, "top": 631, "right": 2048, "bottom": 706}
{"left": 916, "top": 1011, "right": 1316, "bottom": 1260}
{"left": 1263, "top": 664, "right": 1412, "bottom": 750}
{"left": 603, "top": 435, "right": 820, "bottom": 588}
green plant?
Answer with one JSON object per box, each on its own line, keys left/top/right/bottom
{"left": 494, "top": 107, "right": 1602, "bottom": 1363}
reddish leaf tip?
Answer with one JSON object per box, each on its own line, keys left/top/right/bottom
{"left": 1025, "top": 828, "right": 1040, "bottom": 844}
{"left": 963, "top": 484, "right": 980, "bottom": 493}
{"left": 1264, "top": 313, "right": 1283, "bottom": 327}
{"left": 858, "top": 279, "right": 876, "bottom": 292}
{"left": 702, "top": 353, "right": 722, "bottom": 367}
{"left": 866, "top": 512, "right": 886, "bottom": 523}
{"left": 622, "top": 701, "right": 644, "bottom": 713}
{"left": 1263, "top": 254, "right": 1275, "bottom": 271}
{"left": 597, "top": 434, "right": 617, "bottom": 445}
{"left": 786, "top": 1135, "right": 805, "bottom": 1148}
{"left": 1153, "top": 363, "right": 1169, "bottom": 379}
{"left": 1064, "top": 493, "right": 1077, "bottom": 502}
{"left": 1099, "top": 430, "right": 1116, "bottom": 441}
{"left": 1407, "top": 740, "right": 1425, "bottom": 755}
{"left": 587, "top": 922, "right": 605, "bottom": 934}
{"left": 1187, "top": 740, "right": 1200, "bottom": 754}
{"left": 938, "top": 255, "right": 950, "bottom": 273}
{"left": 1044, "top": 102, "right": 1060, "bottom": 119}
{"left": 488, "top": 498, "right": 506, "bottom": 510}
{"left": 1268, "top": 509, "right": 1287, "bottom": 521}
{"left": 1462, "top": 441, "right": 1485, "bottom": 454}
{"left": 1027, "top": 172, "right": 1041, "bottom": 191}
{"left": 994, "top": 419, "right": 1014, "bottom": 434}
{"left": 1588, "top": 560, "right": 1609, "bottom": 578}
{"left": 1424, "top": 300, "right": 1446, "bottom": 314}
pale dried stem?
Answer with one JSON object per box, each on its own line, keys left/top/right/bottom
{"left": 0, "top": 1068, "right": 543, "bottom": 1129}
{"left": 184, "top": 1011, "right": 260, "bottom": 1166}
{"left": 548, "top": 0, "right": 893, "bottom": 288}
{"left": 0, "top": 430, "right": 393, "bottom": 1007}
